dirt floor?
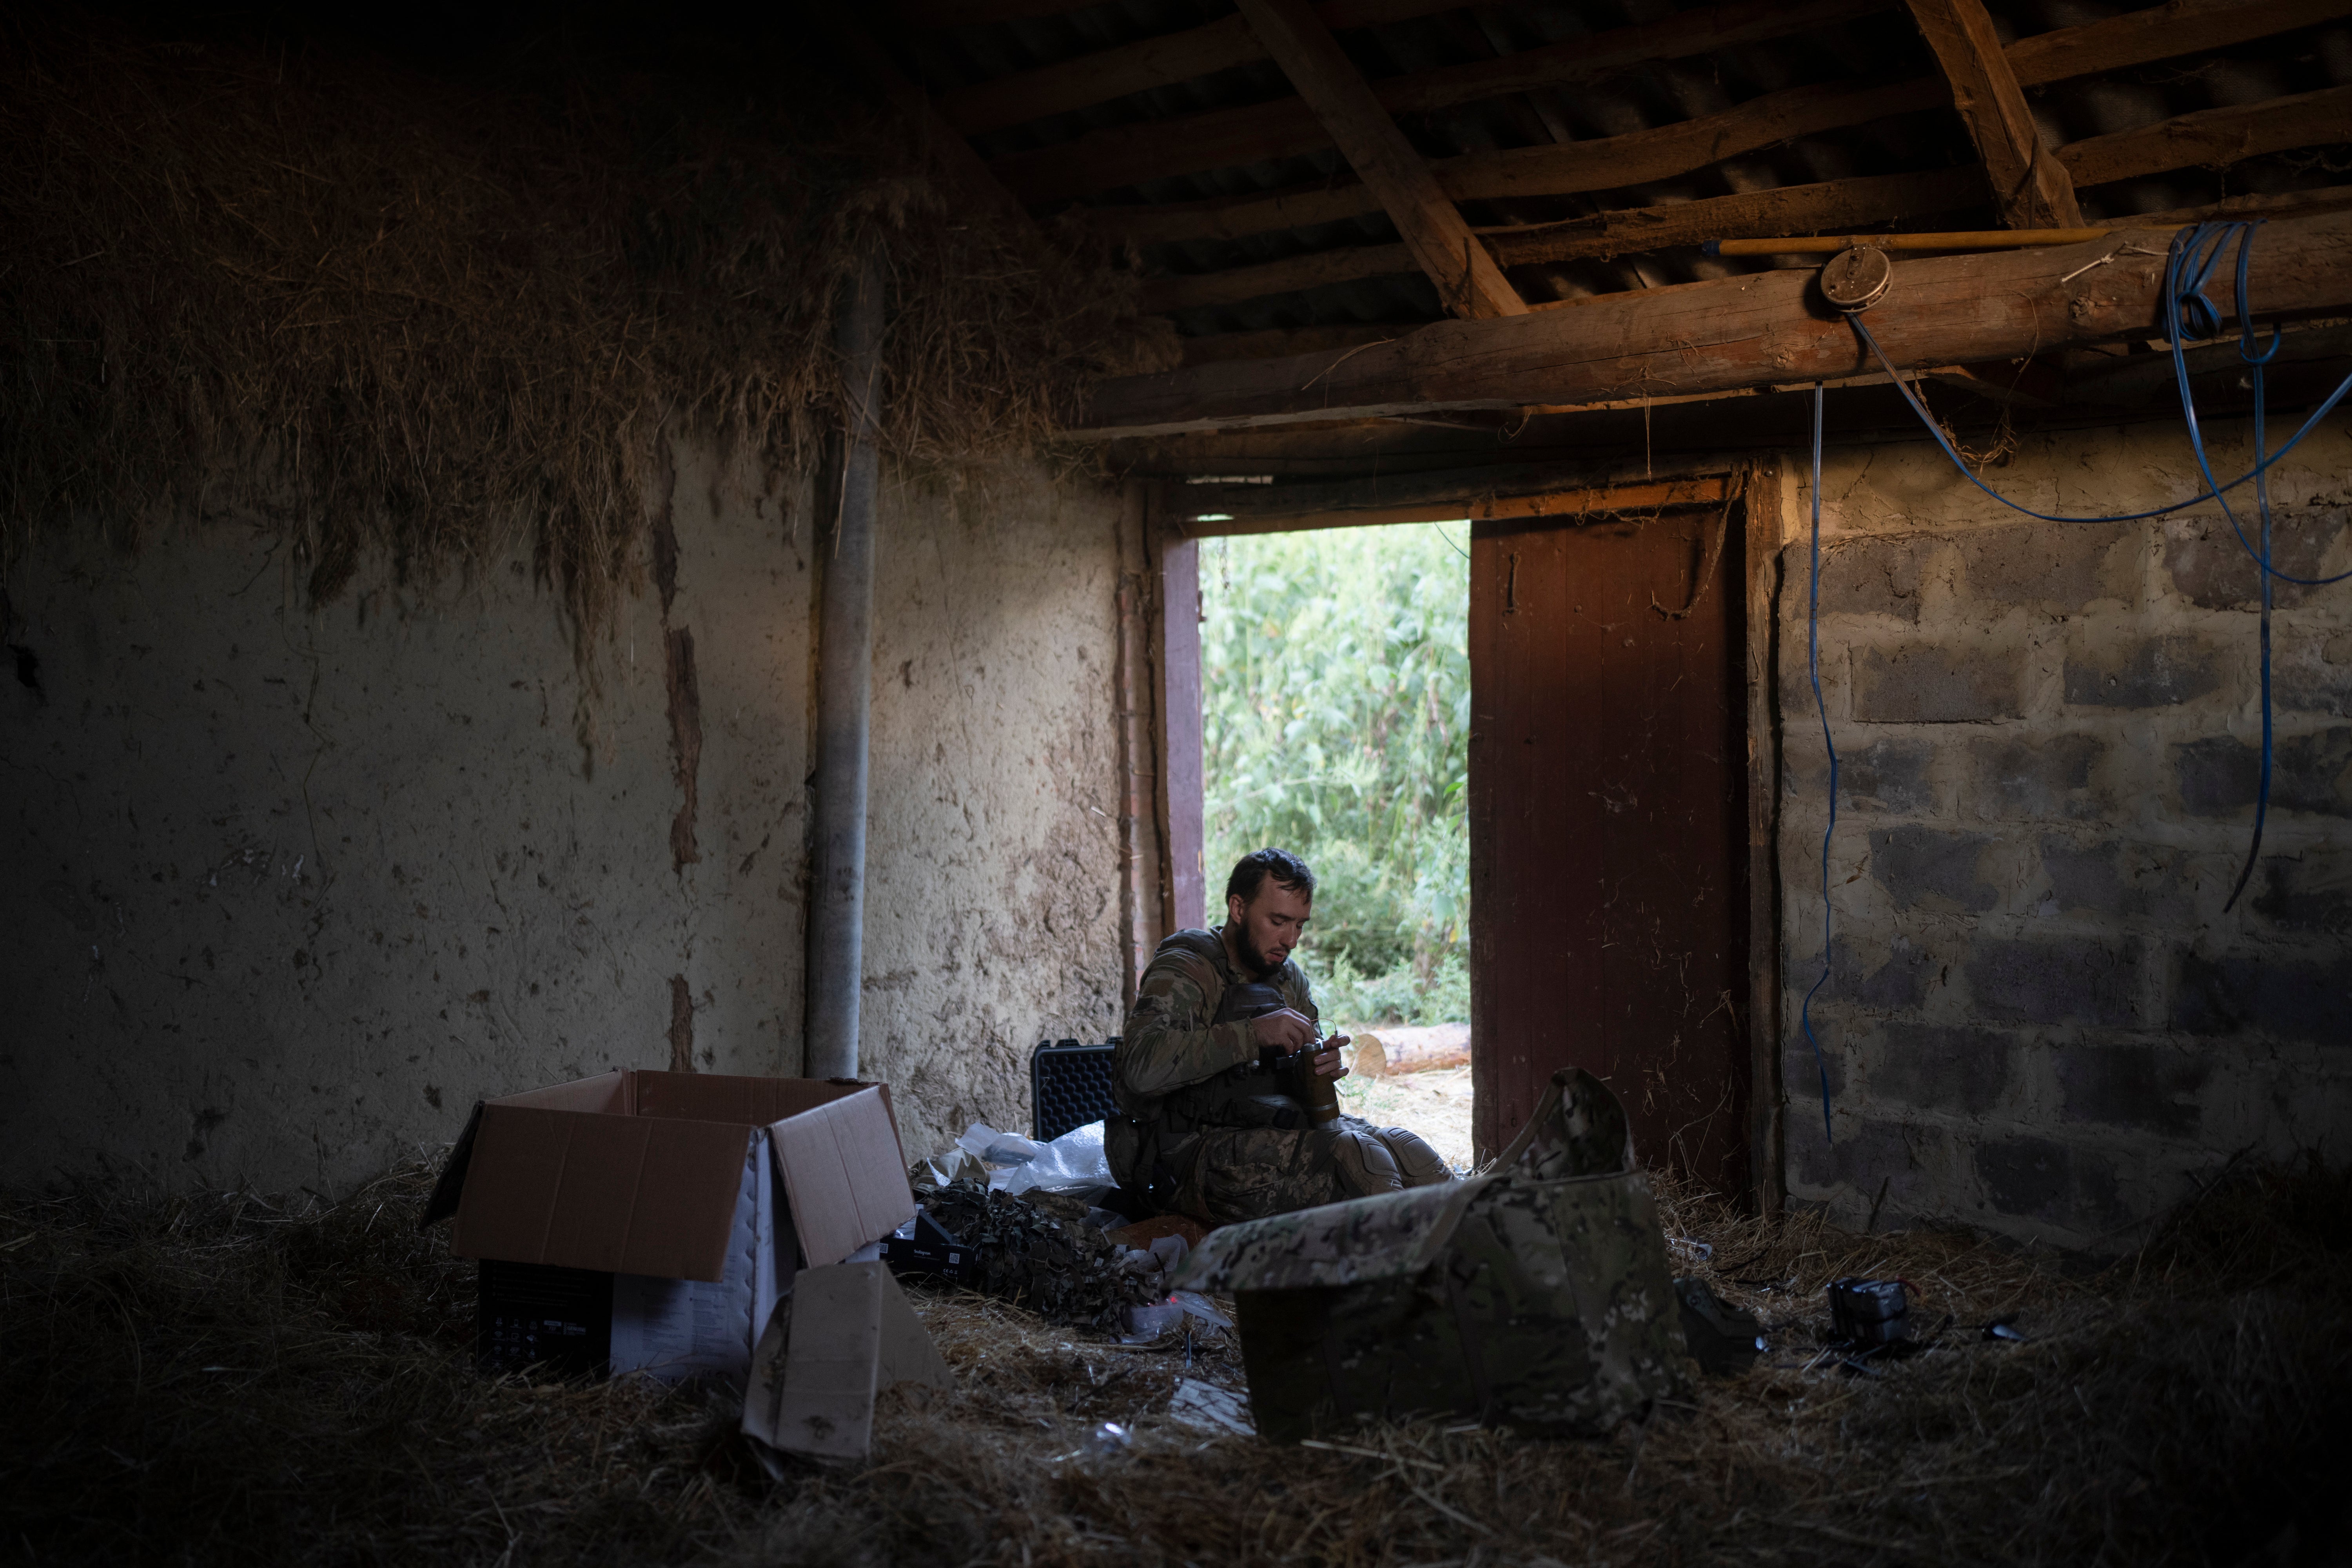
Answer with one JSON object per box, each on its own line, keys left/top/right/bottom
{"left": 5, "top": 1153, "right": 2348, "bottom": 1567}
{"left": 1338, "top": 1063, "right": 1475, "bottom": 1171}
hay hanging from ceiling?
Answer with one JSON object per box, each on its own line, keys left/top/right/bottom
{"left": 0, "top": 18, "right": 1165, "bottom": 638}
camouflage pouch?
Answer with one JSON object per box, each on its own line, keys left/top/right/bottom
{"left": 1171, "top": 1068, "right": 1689, "bottom": 1443}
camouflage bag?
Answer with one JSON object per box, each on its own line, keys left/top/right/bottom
{"left": 1169, "top": 1068, "right": 1690, "bottom": 1442}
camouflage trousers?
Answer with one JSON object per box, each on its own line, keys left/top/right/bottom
{"left": 1169, "top": 1116, "right": 1451, "bottom": 1228}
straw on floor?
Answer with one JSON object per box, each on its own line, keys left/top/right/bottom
{"left": 4, "top": 1154, "right": 2346, "bottom": 1566}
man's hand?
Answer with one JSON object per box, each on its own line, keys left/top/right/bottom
{"left": 1249, "top": 1007, "right": 1319, "bottom": 1053}
{"left": 1310, "top": 1034, "right": 1351, "bottom": 1081}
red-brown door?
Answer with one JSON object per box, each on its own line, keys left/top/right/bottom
{"left": 1468, "top": 505, "right": 1750, "bottom": 1191}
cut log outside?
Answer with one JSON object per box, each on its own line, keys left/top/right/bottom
{"left": 1067, "top": 209, "right": 2352, "bottom": 439}
{"left": 1234, "top": 0, "right": 1523, "bottom": 319}
{"left": 1349, "top": 1024, "right": 1469, "bottom": 1077}
{"left": 1068, "top": 0, "right": 2349, "bottom": 246}
{"left": 1904, "top": 0, "right": 2082, "bottom": 227}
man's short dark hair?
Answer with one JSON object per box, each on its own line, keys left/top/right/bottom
{"left": 1225, "top": 848, "right": 1315, "bottom": 907}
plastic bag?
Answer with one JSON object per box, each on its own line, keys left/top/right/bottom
{"left": 1000, "top": 1120, "right": 1114, "bottom": 1196}
{"left": 956, "top": 1122, "right": 1047, "bottom": 1168}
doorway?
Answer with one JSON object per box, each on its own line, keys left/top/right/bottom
{"left": 1154, "top": 472, "right": 1768, "bottom": 1198}
{"left": 1467, "top": 487, "right": 1756, "bottom": 1192}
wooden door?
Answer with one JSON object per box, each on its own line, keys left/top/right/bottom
{"left": 1468, "top": 504, "right": 1750, "bottom": 1191}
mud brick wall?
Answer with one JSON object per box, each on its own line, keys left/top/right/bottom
{"left": 1779, "top": 419, "right": 2352, "bottom": 1249}
{"left": 3, "top": 450, "right": 1129, "bottom": 1194}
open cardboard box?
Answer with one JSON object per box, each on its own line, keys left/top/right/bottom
{"left": 424, "top": 1069, "right": 916, "bottom": 1384}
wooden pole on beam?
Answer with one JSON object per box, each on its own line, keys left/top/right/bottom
{"left": 1065, "top": 209, "right": 2352, "bottom": 438}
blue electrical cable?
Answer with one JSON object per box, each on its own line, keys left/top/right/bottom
{"left": 1800, "top": 381, "right": 1837, "bottom": 1146}
{"left": 1846, "top": 245, "right": 2352, "bottom": 581}
{"left": 1839, "top": 220, "right": 2352, "bottom": 922}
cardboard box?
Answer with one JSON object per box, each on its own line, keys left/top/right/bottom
{"left": 741, "top": 1260, "right": 953, "bottom": 1465}
{"left": 425, "top": 1069, "right": 916, "bottom": 1384}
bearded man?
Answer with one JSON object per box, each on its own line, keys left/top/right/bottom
{"left": 1106, "top": 848, "right": 1452, "bottom": 1227}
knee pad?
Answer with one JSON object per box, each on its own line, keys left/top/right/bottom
{"left": 1377, "top": 1127, "right": 1453, "bottom": 1187}
{"left": 1328, "top": 1127, "right": 1404, "bottom": 1198}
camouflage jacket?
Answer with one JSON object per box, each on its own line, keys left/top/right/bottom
{"left": 1114, "top": 928, "right": 1317, "bottom": 1122}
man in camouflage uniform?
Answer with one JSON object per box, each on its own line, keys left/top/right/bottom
{"left": 1107, "top": 848, "right": 1451, "bottom": 1227}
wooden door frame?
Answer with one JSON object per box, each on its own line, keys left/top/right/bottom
{"left": 1138, "top": 472, "right": 1785, "bottom": 1213}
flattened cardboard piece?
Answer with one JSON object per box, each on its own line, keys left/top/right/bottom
{"left": 768, "top": 1089, "right": 917, "bottom": 1267}
{"left": 611, "top": 1134, "right": 779, "bottom": 1382}
{"left": 742, "top": 1261, "right": 951, "bottom": 1465}
{"left": 450, "top": 1104, "right": 751, "bottom": 1281}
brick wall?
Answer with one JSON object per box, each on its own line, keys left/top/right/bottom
{"left": 1776, "top": 418, "right": 2352, "bottom": 1249}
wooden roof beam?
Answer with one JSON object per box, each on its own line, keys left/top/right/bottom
{"left": 1133, "top": 83, "right": 2352, "bottom": 320}
{"left": 2058, "top": 83, "right": 2352, "bottom": 191}
{"left": 1067, "top": 208, "right": 2352, "bottom": 439}
{"left": 991, "top": 0, "right": 1899, "bottom": 203}
{"left": 1233, "top": 0, "right": 1524, "bottom": 319}
{"left": 1904, "top": 0, "right": 2081, "bottom": 227}
{"left": 933, "top": 0, "right": 1463, "bottom": 136}
{"left": 1071, "top": 0, "right": 2352, "bottom": 243}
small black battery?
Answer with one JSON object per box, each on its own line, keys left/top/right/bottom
{"left": 1827, "top": 1276, "right": 1912, "bottom": 1347}
{"left": 884, "top": 1209, "right": 979, "bottom": 1285}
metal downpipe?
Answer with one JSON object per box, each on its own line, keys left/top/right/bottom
{"left": 804, "top": 249, "right": 884, "bottom": 1080}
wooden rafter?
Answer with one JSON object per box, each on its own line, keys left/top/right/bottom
{"left": 1066, "top": 209, "right": 2352, "bottom": 438}
{"left": 1233, "top": 0, "right": 1523, "bottom": 319}
{"left": 990, "top": 0, "right": 1894, "bottom": 203}
{"left": 2058, "top": 84, "right": 2352, "bottom": 191}
{"left": 1904, "top": 0, "right": 2082, "bottom": 226}
{"left": 1168, "top": 187, "right": 2352, "bottom": 365}
{"left": 1479, "top": 169, "right": 1987, "bottom": 269}
{"left": 1069, "top": 0, "right": 2352, "bottom": 244}
{"left": 2000, "top": 0, "right": 2350, "bottom": 79}
{"left": 963, "top": 0, "right": 1881, "bottom": 145}
{"left": 933, "top": 0, "right": 1463, "bottom": 135}
{"left": 1065, "top": 76, "right": 1934, "bottom": 230}
{"left": 1178, "top": 324, "right": 1404, "bottom": 367}
{"left": 1142, "top": 243, "right": 1414, "bottom": 314}
{"left": 824, "top": 18, "right": 1043, "bottom": 238}
{"left": 1116, "top": 93, "right": 2352, "bottom": 318}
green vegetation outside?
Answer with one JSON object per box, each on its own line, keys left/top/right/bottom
{"left": 1201, "top": 521, "right": 1471, "bottom": 1027}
